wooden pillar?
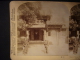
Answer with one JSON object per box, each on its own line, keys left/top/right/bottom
{"left": 77, "top": 31, "right": 79, "bottom": 39}
{"left": 43, "top": 30, "right": 46, "bottom": 41}
{"left": 57, "top": 30, "right": 59, "bottom": 45}
{"left": 26, "top": 30, "right": 29, "bottom": 40}
{"left": 43, "top": 29, "right": 48, "bottom": 53}
{"left": 46, "top": 31, "right": 48, "bottom": 40}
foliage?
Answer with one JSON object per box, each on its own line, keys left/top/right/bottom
{"left": 18, "top": 2, "right": 41, "bottom": 24}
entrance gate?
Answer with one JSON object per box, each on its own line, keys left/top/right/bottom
{"left": 29, "top": 29, "right": 43, "bottom": 41}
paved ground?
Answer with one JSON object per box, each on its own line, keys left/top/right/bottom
{"left": 68, "top": 44, "right": 80, "bottom": 56}
{"left": 17, "top": 30, "right": 80, "bottom": 56}
{"left": 17, "top": 36, "right": 69, "bottom": 56}
{"left": 17, "top": 41, "right": 80, "bottom": 56}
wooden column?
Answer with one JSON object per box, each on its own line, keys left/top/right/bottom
{"left": 56, "top": 30, "right": 59, "bottom": 45}
{"left": 26, "top": 30, "right": 29, "bottom": 40}
{"left": 43, "top": 30, "right": 46, "bottom": 41}
{"left": 43, "top": 29, "right": 48, "bottom": 53}
{"left": 46, "top": 31, "right": 48, "bottom": 40}
{"left": 77, "top": 31, "right": 79, "bottom": 39}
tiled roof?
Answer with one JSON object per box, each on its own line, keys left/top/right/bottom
{"left": 46, "top": 19, "right": 65, "bottom": 25}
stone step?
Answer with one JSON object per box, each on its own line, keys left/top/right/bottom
{"left": 29, "top": 41, "right": 44, "bottom": 44}
{"left": 17, "top": 48, "right": 23, "bottom": 53}
{"left": 18, "top": 43, "right": 23, "bottom": 48}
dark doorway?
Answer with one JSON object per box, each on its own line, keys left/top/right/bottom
{"left": 29, "top": 29, "right": 43, "bottom": 41}
{"left": 34, "top": 29, "right": 39, "bottom": 40}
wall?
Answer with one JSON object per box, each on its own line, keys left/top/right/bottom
{"left": 46, "top": 29, "right": 69, "bottom": 55}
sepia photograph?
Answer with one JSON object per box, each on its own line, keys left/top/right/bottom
{"left": 17, "top": 1, "right": 69, "bottom": 56}
{"left": 69, "top": 4, "right": 80, "bottom": 55}
{"left": 10, "top": 1, "right": 80, "bottom": 60}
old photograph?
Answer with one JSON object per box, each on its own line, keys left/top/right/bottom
{"left": 69, "top": 4, "right": 80, "bottom": 55}
{"left": 10, "top": 1, "right": 80, "bottom": 58}
{"left": 17, "top": 1, "right": 69, "bottom": 56}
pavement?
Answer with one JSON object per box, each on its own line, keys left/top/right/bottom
{"left": 17, "top": 35, "right": 69, "bottom": 56}
{"left": 17, "top": 30, "right": 80, "bottom": 56}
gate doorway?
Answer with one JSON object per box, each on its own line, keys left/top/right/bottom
{"left": 29, "top": 29, "right": 44, "bottom": 41}
{"left": 34, "top": 29, "right": 39, "bottom": 40}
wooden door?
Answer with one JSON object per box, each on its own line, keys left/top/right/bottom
{"left": 39, "top": 30, "right": 43, "bottom": 40}
{"left": 29, "top": 30, "right": 34, "bottom": 40}
{"left": 34, "top": 29, "right": 39, "bottom": 40}
{"left": 29, "top": 29, "right": 43, "bottom": 41}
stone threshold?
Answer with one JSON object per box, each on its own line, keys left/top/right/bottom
{"left": 29, "top": 40, "right": 44, "bottom": 44}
